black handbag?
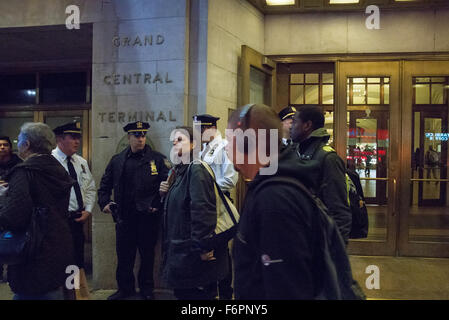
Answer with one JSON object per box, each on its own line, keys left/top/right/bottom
{"left": 0, "top": 171, "right": 49, "bottom": 265}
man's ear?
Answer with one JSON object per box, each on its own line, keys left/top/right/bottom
{"left": 305, "top": 120, "right": 314, "bottom": 132}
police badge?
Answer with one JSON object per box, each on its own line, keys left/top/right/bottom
{"left": 150, "top": 160, "right": 158, "bottom": 175}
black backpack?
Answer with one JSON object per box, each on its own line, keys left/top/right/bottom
{"left": 346, "top": 169, "right": 369, "bottom": 239}
{"left": 311, "top": 146, "right": 369, "bottom": 240}
{"left": 253, "top": 176, "right": 366, "bottom": 300}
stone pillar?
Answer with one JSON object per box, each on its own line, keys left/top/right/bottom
{"left": 91, "top": 0, "right": 189, "bottom": 290}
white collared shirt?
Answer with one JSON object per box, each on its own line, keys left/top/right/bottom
{"left": 200, "top": 134, "right": 238, "bottom": 192}
{"left": 52, "top": 147, "right": 96, "bottom": 213}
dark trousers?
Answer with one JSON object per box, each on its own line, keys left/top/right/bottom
{"left": 174, "top": 282, "right": 217, "bottom": 300}
{"left": 218, "top": 193, "right": 234, "bottom": 299}
{"left": 115, "top": 212, "right": 159, "bottom": 294}
{"left": 217, "top": 248, "right": 233, "bottom": 299}
{"left": 68, "top": 219, "right": 85, "bottom": 269}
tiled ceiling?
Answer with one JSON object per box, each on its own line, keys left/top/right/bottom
{"left": 246, "top": 0, "right": 449, "bottom": 14}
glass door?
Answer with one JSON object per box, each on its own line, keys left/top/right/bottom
{"left": 0, "top": 112, "right": 35, "bottom": 152}
{"left": 338, "top": 61, "right": 400, "bottom": 256}
{"left": 400, "top": 61, "right": 449, "bottom": 257}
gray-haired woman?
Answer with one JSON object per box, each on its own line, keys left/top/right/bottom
{"left": 0, "top": 122, "right": 75, "bottom": 300}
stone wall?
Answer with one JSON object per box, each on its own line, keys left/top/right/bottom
{"left": 265, "top": 9, "right": 449, "bottom": 55}
{"left": 90, "top": 0, "right": 188, "bottom": 289}
{"left": 1, "top": 0, "right": 190, "bottom": 290}
{"left": 205, "top": 0, "right": 264, "bottom": 134}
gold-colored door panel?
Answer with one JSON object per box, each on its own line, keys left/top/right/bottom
{"left": 338, "top": 61, "right": 401, "bottom": 256}
{"left": 400, "top": 61, "right": 449, "bottom": 258}
{"left": 237, "top": 45, "right": 277, "bottom": 211}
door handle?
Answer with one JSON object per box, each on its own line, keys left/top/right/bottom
{"left": 392, "top": 178, "right": 397, "bottom": 217}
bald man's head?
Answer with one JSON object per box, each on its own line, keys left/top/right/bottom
{"left": 228, "top": 103, "right": 283, "bottom": 149}
{"left": 226, "top": 103, "right": 281, "bottom": 178}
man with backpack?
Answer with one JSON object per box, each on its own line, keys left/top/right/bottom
{"left": 226, "top": 103, "right": 363, "bottom": 299}
{"left": 425, "top": 145, "right": 439, "bottom": 181}
{"left": 290, "top": 105, "right": 352, "bottom": 244}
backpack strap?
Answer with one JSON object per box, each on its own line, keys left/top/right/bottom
{"left": 191, "top": 160, "right": 238, "bottom": 226}
{"left": 298, "top": 144, "right": 335, "bottom": 196}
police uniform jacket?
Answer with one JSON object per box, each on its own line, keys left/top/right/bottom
{"left": 52, "top": 147, "right": 96, "bottom": 213}
{"left": 296, "top": 128, "right": 352, "bottom": 243}
{"left": 162, "top": 161, "right": 228, "bottom": 289}
{"left": 200, "top": 134, "right": 238, "bottom": 192}
{"left": 97, "top": 145, "right": 169, "bottom": 217}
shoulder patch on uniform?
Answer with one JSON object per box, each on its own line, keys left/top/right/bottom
{"left": 322, "top": 146, "right": 335, "bottom": 152}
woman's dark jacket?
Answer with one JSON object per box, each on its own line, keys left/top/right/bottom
{"left": 162, "top": 161, "right": 228, "bottom": 289}
{"left": 0, "top": 154, "right": 75, "bottom": 295}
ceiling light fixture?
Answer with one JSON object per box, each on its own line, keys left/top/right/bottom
{"left": 266, "top": 0, "right": 295, "bottom": 6}
{"left": 329, "top": 0, "right": 359, "bottom": 4}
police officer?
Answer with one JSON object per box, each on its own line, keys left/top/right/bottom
{"left": 193, "top": 114, "right": 238, "bottom": 300}
{"left": 290, "top": 105, "right": 352, "bottom": 244}
{"left": 52, "top": 122, "right": 96, "bottom": 299}
{"left": 98, "top": 121, "right": 170, "bottom": 300}
{"left": 193, "top": 114, "right": 238, "bottom": 198}
{"left": 278, "top": 106, "right": 297, "bottom": 146}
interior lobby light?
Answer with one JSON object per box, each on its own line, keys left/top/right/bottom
{"left": 329, "top": 0, "right": 359, "bottom": 4}
{"left": 266, "top": 0, "right": 295, "bottom": 6}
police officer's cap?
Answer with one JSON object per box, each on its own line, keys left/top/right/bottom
{"left": 53, "top": 122, "right": 82, "bottom": 137}
{"left": 123, "top": 121, "right": 150, "bottom": 134}
{"left": 278, "top": 106, "right": 297, "bottom": 121}
{"left": 193, "top": 114, "right": 220, "bottom": 127}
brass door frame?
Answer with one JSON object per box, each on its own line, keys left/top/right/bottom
{"left": 400, "top": 61, "right": 449, "bottom": 257}
{"left": 338, "top": 61, "right": 401, "bottom": 256}
{"left": 241, "top": 45, "right": 277, "bottom": 107}
{"left": 416, "top": 111, "right": 447, "bottom": 207}
{"left": 237, "top": 45, "right": 277, "bottom": 211}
